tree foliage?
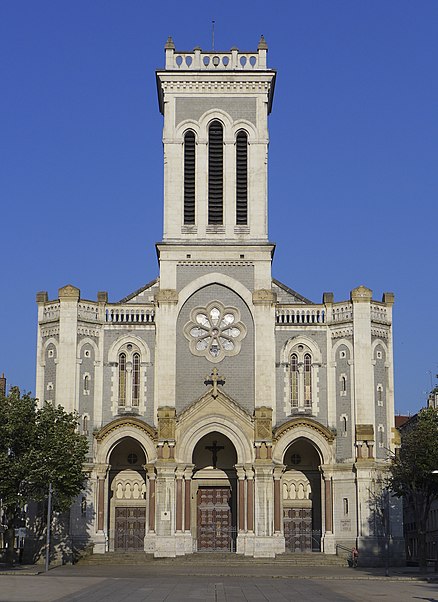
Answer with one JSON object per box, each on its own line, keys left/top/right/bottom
{"left": 389, "top": 406, "right": 438, "bottom": 570}
{"left": 0, "top": 387, "right": 88, "bottom": 523}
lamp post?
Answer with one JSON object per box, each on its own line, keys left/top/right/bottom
{"left": 45, "top": 483, "right": 53, "bottom": 572}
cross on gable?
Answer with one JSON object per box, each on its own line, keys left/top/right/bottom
{"left": 205, "top": 440, "right": 225, "bottom": 469}
{"left": 204, "top": 368, "right": 225, "bottom": 398}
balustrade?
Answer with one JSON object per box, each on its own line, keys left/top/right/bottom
{"left": 105, "top": 306, "right": 155, "bottom": 324}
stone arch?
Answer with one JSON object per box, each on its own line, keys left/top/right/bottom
{"left": 94, "top": 417, "right": 157, "bottom": 465}
{"left": 177, "top": 273, "right": 253, "bottom": 316}
{"left": 177, "top": 412, "right": 253, "bottom": 465}
{"left": 107, "top": 334, "right": 151, "bottom": 364}
{"left": 273, "top": 418, "right": 334, "bottom": 465}
{"left": 371, "top": 338, "right": 389, "bottom": 360}
{"left": 77, "top": 336, "right": 99, "bottom": 360}
{"left": 198, "top": 109, "right": 234, "bottom": 140}
{"left": 231, "top": 119, "right": 258, "bottom": 142}
{"left": 331, "top": 338, "right": 354, "bottom": 361}
{"left": 281, "top": 335, "right": 323, "bottom": 365}
{"left": 41, "top": 336, "right": 59, "bottom": 363}
{"left": 175, "top": 119, "right": 201, "bottom": 140}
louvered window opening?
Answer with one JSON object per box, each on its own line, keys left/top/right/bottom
{"left": 208, "top": 121, "right": 224, "bottom": 224}
{"left": 236, "top": 131, "right": 248, "bottom": 224}
{"left": 184, "top": 131, "right": 196, "bottom": 224}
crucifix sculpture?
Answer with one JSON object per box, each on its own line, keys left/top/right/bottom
{"left": 205, "top": 440, "right": 224, "bottom": 469}
{"left": 204, "top": 368, "right": 225, "bottom": 398}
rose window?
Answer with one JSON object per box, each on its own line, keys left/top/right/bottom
{"left": 184, "top": 301, "right": 247, "bottom": 363}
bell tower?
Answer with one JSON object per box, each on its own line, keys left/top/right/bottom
{"left": 155, "top": 37, "right": 276, "bottom": 287}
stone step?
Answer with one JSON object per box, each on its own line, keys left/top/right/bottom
{"left": 79, "top": 552, "right": 346, "bottom": 567}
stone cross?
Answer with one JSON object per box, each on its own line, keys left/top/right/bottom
{"left": 205, "top": 440, "right": 224, "bottom": 469}
{"left": 204, "top": 368, "right": 225, "bottom": 398}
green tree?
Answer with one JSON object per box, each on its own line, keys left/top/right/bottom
{"left": 0, "top": 387, "right": 88, "bottom": 561}
{"left": 389, "top": 406, "right": 438, "bottom": 572}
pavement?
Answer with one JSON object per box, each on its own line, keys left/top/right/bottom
{"left": 0, "top": 561, "right": 437, "bottom": 601}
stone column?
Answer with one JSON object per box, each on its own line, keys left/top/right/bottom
{"left": 93, "top": 463, "right": 109, "bottom": 554}
{"left": 320, "top": 467, "right": 336, "bottom": 554}
{"left": 252, "top": 463, "right": 276, "bottom": 557}
{"left": 325, "top": 478, "right": 333, "bottom": 533}
{"left": 273, "top": 467, "right": 283, "bottom": 533}
{"left": 246, "top": 469, "right": 254, "bottom": 533}
{"left": 184, "top": 466, "right": 194, "bottom": 533}
{"left": 154, "top": 461, "right": 177, "bottom": 557}
{"left": 236, "top": 466, "right": 246, "bottom": 532}
{"left": 175, "top": 469, "right": 184, "bottom": 532}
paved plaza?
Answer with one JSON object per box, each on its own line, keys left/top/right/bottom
{"left": 1, "top": 563, "right": 437, "bottom": 601}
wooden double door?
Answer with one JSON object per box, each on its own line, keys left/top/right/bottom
{"left": 283, "top": 507, "right": 313, "bottom": 553}
{"left": 115, "top": 506, "right": 146, "bottom": 551}
{"left": 197, "top": 486, "right": 234, "bottom": 552}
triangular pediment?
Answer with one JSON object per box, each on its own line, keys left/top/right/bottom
{"left": 177, "top": 388, "right": 253, "bottom": 427}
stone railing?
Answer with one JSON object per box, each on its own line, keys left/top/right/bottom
{"left": 276, "top": 306, "right": 326, "bottom": 325}
{"left": 78, "top": 302, "right": 99, "bottom": 321}
{"left": 105, "top": 305, "right": 155, "bottom": 324}
{"left": 370, "top": 303, "right": 389, "bottom": 323}
{"left": 331, "top": 304, "right": 353, "bottom": 322}
{"left": 165, "top": 39, "right": 268, "bottom": 71}
{"left": 42, "top": 303, "right": 60, "bottom": 321}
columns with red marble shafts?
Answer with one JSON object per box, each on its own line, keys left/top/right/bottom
{"left": 246, "top": 466, "right": 254, "bottom": 532}
{"left": 95, "top": 464, "right": 110, "bottom": 532}
{"left": 145, "top": 464, "right": 156, "bottom": 532}
{"left": 184, "top": 466, "right": 194, "bottom": 532}
{"left": 236, "top": 466, "right": 246, "bottom": 531}
{"left": 273, "top": 466, "right": 285, "bottom": 533}
{"left": 175, "top": 468, "right": 184, "bottom": 532}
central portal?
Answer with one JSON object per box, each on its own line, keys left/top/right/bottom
{"left": 197, "top": 486, "right": 232, "bottom": 551}
{"left": 192, "top": 432, "right": 237, "bottom": 552}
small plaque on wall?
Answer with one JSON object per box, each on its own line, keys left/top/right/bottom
{"left": 340, "top": 519, "right": 351, "bottom": 532}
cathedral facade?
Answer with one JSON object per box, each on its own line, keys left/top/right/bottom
{"left": 35, "top": 38, "right": 403, "bottom": 562}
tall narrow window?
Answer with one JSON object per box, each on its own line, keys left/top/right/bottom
{"left": 118, "top": 353, "right": 126, "bottom": 406}
{"left": 208, "top": 120, "right": 223, "bottom": 224}
{"left": 290, "top": 354, "right": 298, "bottom": 407}
{"left": 184, "top": 131, "right": 196, "bottom": 224}
{"left": 83, "top": 374, "right": 89, "bottom": 392}
{"left": 132, "top": 353, "right": 140, "bottom": 406}
{"left": 236, "top": 131, "right": 248, "bottom": 224}
{"left": 304, "top": 353, "right": 312, "bottom": 407}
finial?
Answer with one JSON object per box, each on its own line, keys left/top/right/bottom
{"left": 258, "top": 34, "right": 268, "bottom": 50}
{"left": 165, "top": 36, "right": 175, "bottom": 50}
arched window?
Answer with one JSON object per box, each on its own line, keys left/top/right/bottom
{"left": 290, "top": 353, "right": 298, "bottom": 407}
{"left": 288, "top": 345, "right": 316, "bottom": 413}
{"left": 184, "top": 130, "right": 196, "bottom": 224}
{"left": 208, "top": 120, "right": 223, "bottom": 224}
{"left": 132, "top": 353, "right": 140, "bottom": 407}
{"left": 82, "top": 415, "right": 88, "bottom": 436}
{"left": 341, "top": 375, "right": 346, "bottom": 393}
{"left": 304, "top": 354, "right": 312, "bottom": 407}
{"left": 236, "top": 131, "right": 248, "bottom": 224}
{"left": 83, "top": 374, "right": 89, "bottom": 392}
{"left": 118, "top": 353, "right": 126, "bottom": 406}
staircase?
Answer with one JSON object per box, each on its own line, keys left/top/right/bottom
{"left": 79, "top": 551, "right": 346, "bottom": 567}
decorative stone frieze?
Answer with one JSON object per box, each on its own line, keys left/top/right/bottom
{"left": 252, "top": 289, "right": 277, "bottom": 305}
{"left": 155, "top": 289, "right": 178, "bottom": 305}
{"left": 157, "top": 407, "right": 176, "bottom": 441}
{"left": 254, "top": 406, "right": 273, "bottom": 442}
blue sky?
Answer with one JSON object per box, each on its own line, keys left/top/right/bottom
{"left": 1, "top": 1, "right": 437, "bottom": 415}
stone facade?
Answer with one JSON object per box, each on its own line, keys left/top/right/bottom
{"left": 35, "top": 37, "right": 404, "bottom": 563}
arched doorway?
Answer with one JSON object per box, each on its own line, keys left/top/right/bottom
{"left": 192, "top": 431, "right": 237, "bottom": 552}
{"left": 282, "top": 438, "right": 322, "bottom": 553}
{"left": 108, "top": 437, "right": 147, "bottom": 552}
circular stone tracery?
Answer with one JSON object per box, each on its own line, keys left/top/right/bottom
{"left": 184, "top": 301, "right": 247, "bottom": 363}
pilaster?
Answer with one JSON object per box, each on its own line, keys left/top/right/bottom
{"left": 58, "top": 285, "right": 80, "bottom": 413}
